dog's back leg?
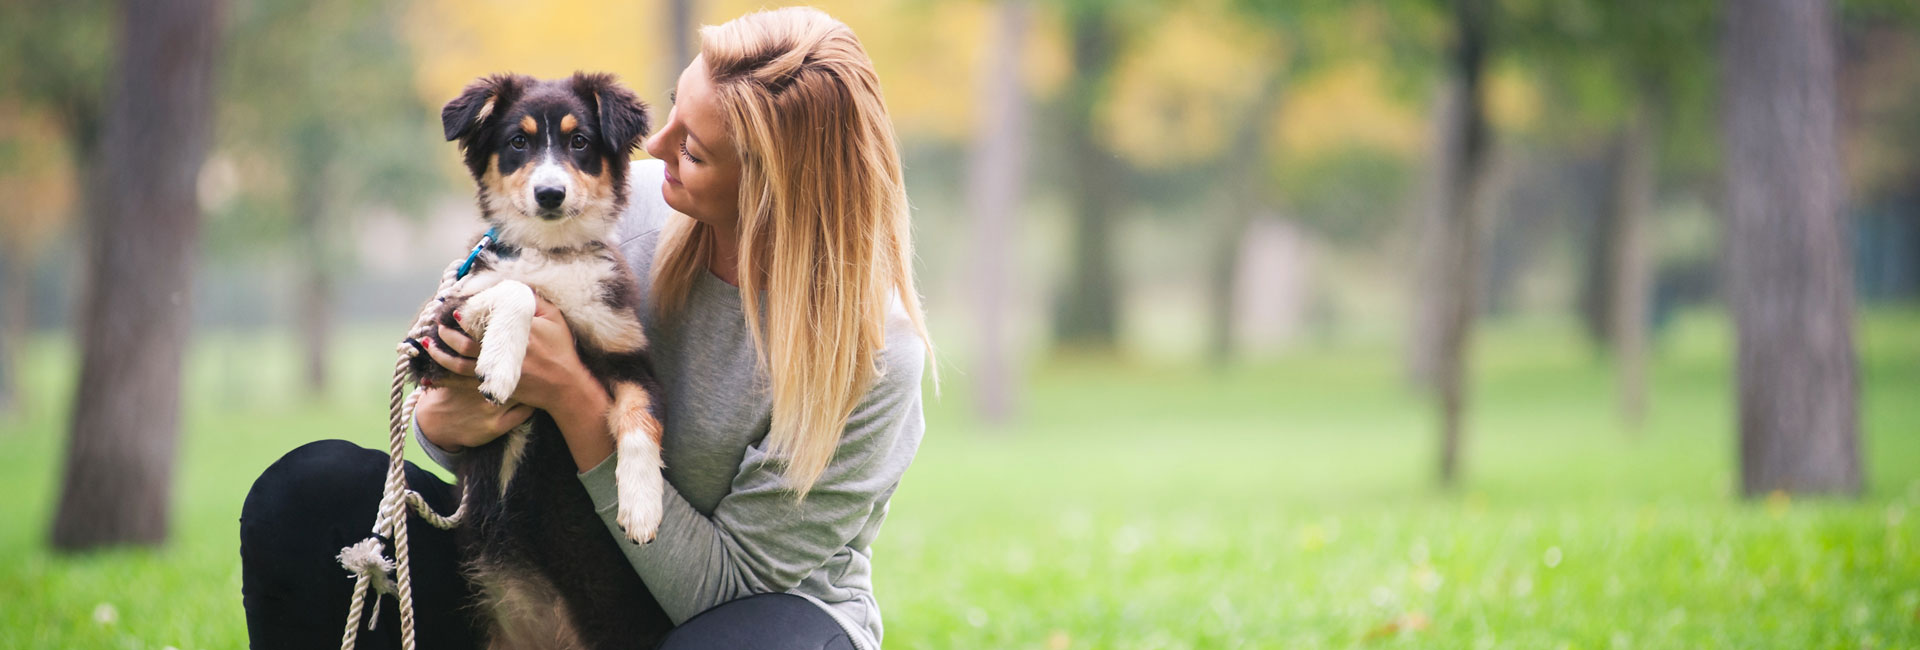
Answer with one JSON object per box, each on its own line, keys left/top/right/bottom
{"left": 608, "top": 381, "right": 665, "bottom": 543}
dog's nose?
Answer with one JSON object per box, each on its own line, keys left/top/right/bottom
{"left": 535, "top": 186, "right": 565, "bottom": 210}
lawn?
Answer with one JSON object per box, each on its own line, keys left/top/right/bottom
{"left": 3, "top": 309, "right": 1917, "bottom": 649}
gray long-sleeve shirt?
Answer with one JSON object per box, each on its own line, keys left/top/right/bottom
{"left": 422, "top": 159, "right": 925, "bottom": 649}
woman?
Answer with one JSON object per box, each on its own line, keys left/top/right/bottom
{"left": 240, "top": 8, "right": 933, "bottom": 649}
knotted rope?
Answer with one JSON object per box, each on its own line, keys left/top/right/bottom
{"left": 337, "top": 240, "right": 487, "bottom": 650}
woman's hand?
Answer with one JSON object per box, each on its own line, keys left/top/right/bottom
{"left": 414, "top": 380, "right": 534, "bottom": 452}
{"left": 425, "top": 294, "right": 616, "bottom": 470}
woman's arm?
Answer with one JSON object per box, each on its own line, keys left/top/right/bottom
{"left": 577, "top": 332, "right": 927, "bottom": 623}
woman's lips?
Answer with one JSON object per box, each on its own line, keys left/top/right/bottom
{"left": 663, "top": 167, "right": 683, "bottom": 187}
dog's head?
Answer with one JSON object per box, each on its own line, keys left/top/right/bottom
{"left": 442, "top": 72, "right": 651, "bottom": 250}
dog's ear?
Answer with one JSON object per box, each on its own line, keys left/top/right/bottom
{"left": 442, "top": 74, "right": 523, "bottom": 143}
{"left": 574, "top": 72, "right": 651, "bottom": 154}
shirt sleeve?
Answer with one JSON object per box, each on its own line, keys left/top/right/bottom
{"left": 415, "top": 416, "right": 464, "bottom": 470}
{"left": 575, "top": 336, "right": 926, "bottom": 623}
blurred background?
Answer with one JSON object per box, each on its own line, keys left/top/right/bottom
{"left": 3, "top": 0, "right": 1918, "bottom": 647}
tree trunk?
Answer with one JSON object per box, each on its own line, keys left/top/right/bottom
{"left": 1207, "top": 71, "right": 1287, "bottom": 368}
{"left": 664, "top": 0, "right": 696, "bottom": 87}
{"left": 967, "top": 0, "right": 1030, "bottom": 426}
{"left": 51, "top": 0, "right": 224, "bottom": 551}
{"left": 1721, "top": 0, "right": 1860, "bottom": 497}
{"left": 295, "top": 159, "right": 332, "bottom": 395}
{"left": 0, "top": 247, "right": 26, "bottom": 415}
{"left": 1608, "top": 105, "right": 1657, "bottom": 428}
{"left": 1406, "top": 81, "right": 1463, "bottom": 389}
{"left": 1435, "top": 0, "right": 1493, "bottom": 489}
{"left": 1052, "top": 9, "right": 1122, "bottom": 352}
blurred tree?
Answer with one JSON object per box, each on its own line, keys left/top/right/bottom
{"left": 217, "top": 0, "right": 440, "bottom": 394}
{"left": 0, "top": 0, "right": 111, "bottom": 415}
{"left": 666, "top": 0, "right": 699, "bottom": 86}
{"left": 1205, "top": 71, "right": 1287, "bottom": 366}
{"left": 1505, "top": 0, "right": 1718, "bottom": 428}
{"left": 1721, "top": 0, "right": 1860, "bottom": 497}
{"left": 1412, "top": 0, "right": 1497, "bottom": 488}
{"left": 968, "top": 0, "right": 1032, "bottom": 424}
{"left": 52, "top": 0, "right": 225, "bottom": 550}
{"left": 0, "top": 106, "right": 78, "bottom": 415}
{"left": 1050, "top": 2, "right": 1133, "bottom": 352}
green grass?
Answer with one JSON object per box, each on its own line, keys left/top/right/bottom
{"left": 4, "top": 308, "right": 1918, "bottom": 649}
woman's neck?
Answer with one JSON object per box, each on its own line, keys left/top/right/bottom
{"left": 707, "top": 224, "right": 741, "bottom": 286}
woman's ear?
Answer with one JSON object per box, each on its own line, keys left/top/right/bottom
{"left": 573, "top": 72, "right": 652, "bottom": 154}
{"left": 442, "top": 74, "right": 524, "bottom": 143}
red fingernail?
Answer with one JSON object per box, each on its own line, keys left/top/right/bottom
{"left": 454, "top": 311, "right": 462, "bottom": 322}
{"left": 423, "top": 377, "right": 434, "bottom": 387}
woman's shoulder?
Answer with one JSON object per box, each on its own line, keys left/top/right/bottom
{"left": 872, "top": 300, "right": 929, "bottom": 397}
{"left": 614, "top": 159, "right": 672, "bottom": 269}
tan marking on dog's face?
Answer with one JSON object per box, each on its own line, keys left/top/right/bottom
{"left": 520, "top": 115, "right": 538, "bottom": 134}
{"left": 482, "top": 152, "right": 538, "bottom": 225}
{"left": 559, "top": 114, "right": 578, "bottom": 133}
{"left": 563, "top": 161, "right": 620, "bottom": 231}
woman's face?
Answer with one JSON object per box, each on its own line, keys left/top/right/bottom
{"left": 644, "top": 56, "right": 742, "bottom": 230}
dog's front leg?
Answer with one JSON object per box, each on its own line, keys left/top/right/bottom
{"left": 608, "top": 381, "right": 666, "bottom": 543}
{"left": 460, "top": 280, "right": 537, "bottom": 405}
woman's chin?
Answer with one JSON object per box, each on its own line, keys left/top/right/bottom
{"left": 660, "top": 182, "right": 689, "bottom": 215}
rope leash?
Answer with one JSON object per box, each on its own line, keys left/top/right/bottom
{"left": 337, "top": 232, "right": 493, "bottom": 650}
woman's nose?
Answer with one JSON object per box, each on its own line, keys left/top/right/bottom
{"left": 642, "top": 114, "right": 674, "bottom": 159}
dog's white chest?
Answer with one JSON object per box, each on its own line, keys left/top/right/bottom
{"left": 462, "top": 249, "right": 646, "bottom": 354}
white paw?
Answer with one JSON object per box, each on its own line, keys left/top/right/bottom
{"left": 614, "top": 435, "right": 665, "bottom": 544}
{"left": 476, "top": 365, "right": 521, "bottom": 405}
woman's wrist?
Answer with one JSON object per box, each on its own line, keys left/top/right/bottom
{"left": 414, "top": 393, "right": 466, "bottom": 453}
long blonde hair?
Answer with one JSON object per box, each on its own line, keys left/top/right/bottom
{"left": 652, "top": 7, "right": 934, "bottom": 498}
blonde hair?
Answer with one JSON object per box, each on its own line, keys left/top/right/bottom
{"left": 652, "top": 7, "right": 934, "bottom": 498}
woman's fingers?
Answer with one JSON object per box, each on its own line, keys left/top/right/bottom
{"left": 425, "top": 337, "right": 478, "bottom": 377}
{"left": 428, "top": 373, "right": 481, "bottom": 391}
{"left": 439, "top": 323, "right": 482, "bottom": 357}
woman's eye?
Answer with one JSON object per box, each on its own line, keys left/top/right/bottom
{"left": 510, "top": 135, "right": 528, "bottom": 151}
{"left": 571, "top": 134, "right": 589, "bottom": 150}
{"left": 680, "top": 141, "right": 701, "bottom": 164}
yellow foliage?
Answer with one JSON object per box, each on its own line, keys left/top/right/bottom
{"left": 1273, "top": 61, "right": 1424, "bottom": 162}
{"left": 1099, "top": 5, "right": 1282, "bottom": 169}
{"left": 0, "top": 102, "right": 77, "bottom": 253}
{"left": 1485, "top": 64, "right": 1541, "bottom": 132}
{"left": 403, "top": 1, "right": 1013, "bottom": 146}
{"left": 403, "top": 0, "right": 665, "bottom": 110}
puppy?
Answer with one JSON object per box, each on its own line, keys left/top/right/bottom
{"left": 411, "top": 72, "right": 671, "bottom": 649}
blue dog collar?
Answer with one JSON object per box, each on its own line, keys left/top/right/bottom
{"left": 456, "top": 227, "right": 497, "bottom": 280}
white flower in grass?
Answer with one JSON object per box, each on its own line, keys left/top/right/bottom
{"left": 1413, "top": 566, "right": 1444, "bottom": 593}
{"left": 1512, "top": 574, "right": 1534, "bottom": 598}
{"left": 965, "top": 607, "right": 988, "bottom": 628}
{"left": 91, "top": 603, "right": 117, "bottom": 626}
{"left": 1369, "top": 586, "right": 1395, "bottom": 608}
{"left": 1542, "top": 546, "right": 1562, "bottom": 569}
{"left": 1111, "top": 524, "right": 1146, "bottom": 556}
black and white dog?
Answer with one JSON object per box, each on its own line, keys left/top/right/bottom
{"left": 410, "top": 72, "right": 671, "bottom": 648}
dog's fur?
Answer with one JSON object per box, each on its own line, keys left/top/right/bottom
{"left": 410, "top": 72, "right": 671, "bottom": 649}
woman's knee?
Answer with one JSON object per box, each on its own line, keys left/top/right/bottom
{"left": 242, "top": 439, "right": 386, "bottom": 530}
{"left": 658, "top": 594, "right": 855, "bottom": 650}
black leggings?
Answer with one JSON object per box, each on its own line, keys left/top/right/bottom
{"left": 241, "top": 439, "right": 856, "bottom": 650}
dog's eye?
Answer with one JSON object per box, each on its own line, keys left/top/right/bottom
{"left": 571, "top": 134, "right": 589, "bottom": 150}
{"left": 510, "top": 135, "right": 528, "bottom": 151}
